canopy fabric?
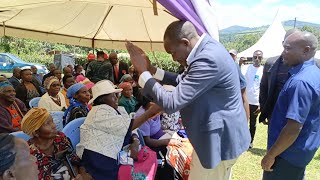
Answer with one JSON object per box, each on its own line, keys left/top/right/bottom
{"left": 0, "top": 0, "right": 177, "bottom": 51}
{"left": 316, "top": 50, "right": 320, "bottom": 59}
{"left": 238, "top": 12, "right": 286, "bottom": 58}
{"left": 157, "top": 0, "right": 219, "bottom": 41}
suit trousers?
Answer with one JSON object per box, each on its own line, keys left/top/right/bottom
{"left": 189, "top": 151, "right": 237, "bottom": 180}
{"left": 249, "top": 104, "right": 259, "bottom": 143}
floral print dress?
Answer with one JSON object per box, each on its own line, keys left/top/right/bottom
{"left": 28, "top": 132, "right": 81, "bottom": 180}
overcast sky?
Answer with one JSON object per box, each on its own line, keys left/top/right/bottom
{"left": 212, "top": 0, "right": 320, "bottom": 29}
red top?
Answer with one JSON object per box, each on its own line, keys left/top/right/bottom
{"left": 6, "top": 105, "right": 22, "bottom": 129}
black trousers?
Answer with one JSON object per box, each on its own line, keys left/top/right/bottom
{"left": 249, "top": 104, "right": 259, "bottom": 143}
{"left": 263, "top": 157, "right": 305, "bottom": 180}
{"left": 152, "top": 146, "right": 182, "bottom": 180}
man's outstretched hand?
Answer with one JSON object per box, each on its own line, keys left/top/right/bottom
{"left": 125, "top": 41, "right": 151, "bottom": 74}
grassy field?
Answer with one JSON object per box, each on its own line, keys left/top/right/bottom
{"left": 232, "top": 123, "right": 320, "bottom": 180}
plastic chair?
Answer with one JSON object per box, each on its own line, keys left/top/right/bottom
{"left": 50, "top": 111, "right": 64, "bottom": 131}
{"left": 62, "top": 117, "right": 85, "bottom": 150}
{"left": 29, "top": 97, "right": 41, "bottom": 108}
{"left": 11, "top": 131, "right": 31, "bottom": 141}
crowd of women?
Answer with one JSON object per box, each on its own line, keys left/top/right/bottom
{"left": 0, "top": 52, "right": 193, "bottom": 180}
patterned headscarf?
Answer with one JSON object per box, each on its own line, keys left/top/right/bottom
{"left": 119, "top": 74, "right": 132, "bottom": 83}
{"left": 118, "top": 82, "right": 132, "bottom": 89}
{"left": 0, "top": 81, "right": 13, "bottom": 93}
{"left": 0, "top": 133, "right": 15, "bottom": 174}
{"left": 75, "top": 75, "right": 95, "bottom": 90}
{"left": 43, "top": 76, "right": 59, "bottom": 90}
{"left": 21, "top": 108, "right": 50, "bottom": 136}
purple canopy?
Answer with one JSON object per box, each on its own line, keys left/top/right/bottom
{"left": 157, "top": 0, "right": 208, "bottom": 35}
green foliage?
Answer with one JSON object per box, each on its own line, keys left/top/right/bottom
{"left": 118, "top": 52, "right": 179, "bottom": 73}
{"left": 1, "top": 25, "right": 320, "bottom": 71}
{"left": 220, "top": 32, "right": 262, "bottom": 52}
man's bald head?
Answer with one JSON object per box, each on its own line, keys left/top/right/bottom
{"left": 63, "top": 67, "right": 72, "bottom": 76}
{"left": 48, "top": 63, "right": 56, "bottom": 73}
{"left": 109, "top": 52, "right": 118, "bottom": 65}
{"left": 164, "top": 21, "right": 199, "bottom": 44}
{"left": 163, "top": 21, "right": 200, "bottom": 67}
{"left": 12, "top": 68, "right": 21, "bottom": 79}
{"left": 282, "top": 31, "right": 318, "bottom": 66}
{"left": 284, "top": 28, "right": 301, "bottom": 41}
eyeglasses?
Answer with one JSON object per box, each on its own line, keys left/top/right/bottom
{"left": 253, "top": 56, "right": 263, "bottom": 60}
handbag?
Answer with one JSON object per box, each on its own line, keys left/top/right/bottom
{"left": 118, "top": 146, "right": 157, "bottom": 180}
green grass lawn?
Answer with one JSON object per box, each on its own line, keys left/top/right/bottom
{"left": 232, "top": 123, "right": 320, "bottom": 180}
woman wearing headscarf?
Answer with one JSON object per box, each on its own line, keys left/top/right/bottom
{"left": 77, "top": 80, "right": 162, "bottom": 180}
{"left": 39, "top": 76, "right": 67, "bottom": 111}
{"left": 0, "top": 81, "right": 27, "bottom": 133}
{"left": 119, "top": 74, "right": 133, "bottom": 84}
{"left": 118, "top": 82, "right": 137, "bottom": 114}
{"left": 0, "top": 133, "right": 39, "bottom": 180}
{"left": 63, "top": 83, "right": 90, "bottom": 126}
{"left": 15, "top": 69, "right": 42, "bottom": 108}
{"left": 21, "top": 108, "right": 92, "bottom": 180}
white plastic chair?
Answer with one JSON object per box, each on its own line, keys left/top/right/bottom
{"left": 11, "top": 131, "right": 31, "bottom": 141}
{"left": 50, "top": 111, "right": 64, "bottom": 131}
{"left": 62, "top": 117, "right": 85, "bottom": 150}
{"left": 29, "top": 97, "right": 41, "bottom": 108}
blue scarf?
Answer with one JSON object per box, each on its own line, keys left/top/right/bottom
{"left": 63, "top": 98, "right": 89, "bottom": 126}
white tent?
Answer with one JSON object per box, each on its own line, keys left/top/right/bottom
{"left": 315, "top": 50, "right": 320, "bottom": 59}
{"left": 0, "top": 0, "right": 177, "bottom": 51}
{"left": 238, "top": 12, "right": 286, "bottom": 58}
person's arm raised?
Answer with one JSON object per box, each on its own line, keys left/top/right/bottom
{"left": 131, "top": 104, "right": 163, "bottom": 130}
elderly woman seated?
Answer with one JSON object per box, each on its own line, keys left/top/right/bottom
{"left": 63, "top": 83, "right": 91, "bottom": 126}
{"left": 21, "top": 108, "right": 92, "bottom": 180}
{"left": 77, "top": 80, "right": 161, "bottom": 180}
{"left": 39, "top": 76, "right": 67, "bottom": 111}
{"left": 0, "top": 133, "right": 39, "bottom": 180}
{"left": 0, "top": 81, "right": 27, "bottom": 133}
{"left": 118, "top": 82, "right": 137, "bottom": 114}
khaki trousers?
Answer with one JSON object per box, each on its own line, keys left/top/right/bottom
{"left": 189, "top": 151, "right": 237, "bottom": 180}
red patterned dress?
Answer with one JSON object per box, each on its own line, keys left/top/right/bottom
{"left": 28, "top": 132, "right": 81, "bottom": 180}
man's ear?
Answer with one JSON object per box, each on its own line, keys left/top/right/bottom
{"left": 2, "top": 169, "right": 15, "bottom": 180}
{"left": 303, "top": 46, "right": 311, "bottom": 54}
{"left": 180, "top": 38, "right": 190, "bottom": 47}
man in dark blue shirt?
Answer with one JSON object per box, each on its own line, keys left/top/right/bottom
{"left": 259, "top": 29, "right": 300, "bottom": 125}
{"left": 261, "top": 31, "right": 320, "bottom": 180}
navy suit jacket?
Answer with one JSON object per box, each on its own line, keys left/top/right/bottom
{"left": 8, "top": 76, "right": 20, "bottom": 89}
{"left": 143, "top": 34, "right": 251, "bottom": 168}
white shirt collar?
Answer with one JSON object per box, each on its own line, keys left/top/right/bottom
{"left": 186, "top": 34, "right": 206, "bottom": 65}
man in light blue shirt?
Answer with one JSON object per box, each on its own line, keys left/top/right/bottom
{"left": 262, "top": 31, "right": 320, "bottom": 180}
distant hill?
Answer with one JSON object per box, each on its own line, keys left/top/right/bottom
{"left": 220, "top": 20, "right": 320, "bottom": 34}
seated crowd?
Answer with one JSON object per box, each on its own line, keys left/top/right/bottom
{"left": 0, "top": 51, "right": 191, "bottom": 180}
